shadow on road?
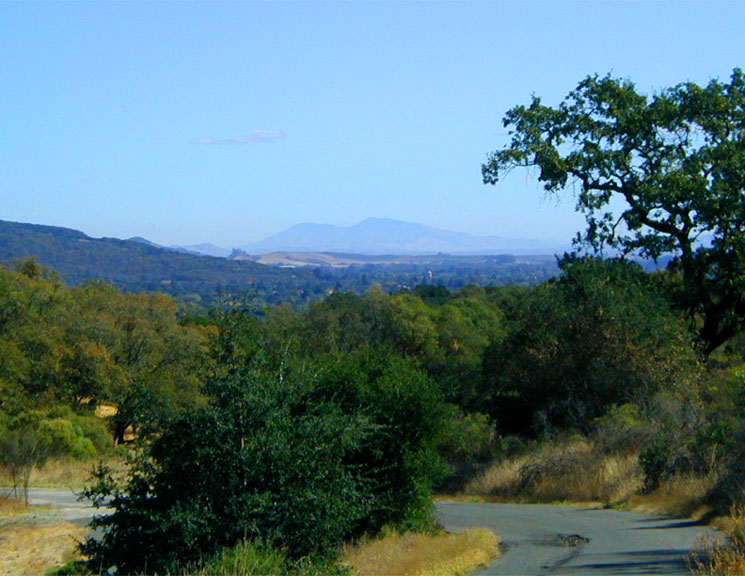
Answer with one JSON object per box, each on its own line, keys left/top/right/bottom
{"left": 633, "top": 520, "right": 704, "bottom": 530}
{"left": 570, "top": 548, "right": 690, "bottom": 574}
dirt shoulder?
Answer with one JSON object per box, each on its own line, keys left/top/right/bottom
{"left": 0, "top": 507, "right": 84, "bottom": 576}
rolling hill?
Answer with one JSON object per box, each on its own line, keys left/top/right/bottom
{"left": 0, "top": 220, "right": 561, "bottom": 305}
{"left": 0, "top": 220, "right": 320, "bottom": 304}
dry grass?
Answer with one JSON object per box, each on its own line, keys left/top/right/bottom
{"left": 0, "top": 515, "right": 85, "bottom": 576}
{"left": 342, "top": 529, "right": 499, "bottom": 576}
{"left": 0, "top": 455, "right": 127, "bottom": 491}
{"left": 94, "top": 403, "right": 118, "bottom": 418}
{"left": 462, "top": 438, "right": 643, "bottom": 506}
{"left": 30, "top": 458, "right": 99, "bottom": 488}
{"left": 689, "top": 505, "right": 745, "bottom": 575}
{"left": 0, "top": 495, "right": 27, "bottom": 517}
{"left": 628, "top": 472, "right": 718, "bottom": 519}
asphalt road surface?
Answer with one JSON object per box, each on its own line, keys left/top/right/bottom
{"left": 436, "top": 501, "right": 720, "bottom": 575}
{"left": 26, "top": 487, "right": 103, "bottom": 526}
{"left": 24, "top": 489, "right": 720, "bottom": 575}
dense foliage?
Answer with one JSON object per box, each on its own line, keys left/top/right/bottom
{"left": 82, "top": 335, "right": 449, "bottom": 574}
{"left": 0, "top": 260, "right": 208, "bottom": 442}
{"left": 3, "top": 208, "right": 745, "bottom": 573}
{"left": 482, "top": 257, "right": 700, "bottom": 435}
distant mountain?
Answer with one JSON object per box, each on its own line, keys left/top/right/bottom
{"left": 240, "top": 217, "right": 560, "bottom": 255}
{"left": 0, "top": 220, "right": 318, "bottom": 304}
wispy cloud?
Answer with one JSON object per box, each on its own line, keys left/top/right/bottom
{"left": 194, "top": 130, "right": 286, "bottom": 145}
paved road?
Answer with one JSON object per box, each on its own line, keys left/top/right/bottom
{"left": 436, "top": 501, "right": 720, "bottom": 575}
{"left": 26, "top": 487, "right": 104, "bottom": 526}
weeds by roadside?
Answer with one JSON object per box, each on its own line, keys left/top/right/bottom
{"left": 342, "top": 527, "right": 499, "bottom": 576}
{"left": 462, "top": 436, "right": 643, "bottom": 506}
{"left": 0, "top": 493, "right": 28, "bottom": 517}
{"left": 689, "top": 505, "right": 745, "bottom": 575}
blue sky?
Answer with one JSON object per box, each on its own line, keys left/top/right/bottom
{"left": 2, "top": 1, "right": 744, "bottom": 248}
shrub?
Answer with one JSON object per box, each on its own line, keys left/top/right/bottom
{"left": 591, "top": 404, "right": 651, "bottom": 455}
{"left": 312, "top": 349, "right": 449, "bottom": 533}
{"left": 81, "top": 350, "right": 449, "bottom": 574}
{"left": 640, "top": 435, "right": 672, "bottom": 493}
{"left": 82, "top": 369, "right": 371, "bottom": 574}
{"left": 436, "top": 408, "right": 497, "bottom": 492}
{"left": 0, "top": 408, "right": 113, "bottom": 502}
{"left": 482, "top": 257, "right": 699, "bottom": 436}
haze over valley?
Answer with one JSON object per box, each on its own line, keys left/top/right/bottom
{"left": 179, "top": 217, "right": 564, "bottom": 258}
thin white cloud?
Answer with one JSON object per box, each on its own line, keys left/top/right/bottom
{"left": 194, "top": 130, "right": 286, "bottom": 145}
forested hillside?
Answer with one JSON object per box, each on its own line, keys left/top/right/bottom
{"left": 0, "top": 220, "right": 558, "bottom": 306}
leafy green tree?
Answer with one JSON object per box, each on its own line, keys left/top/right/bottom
{"left": 0, "top": 262, "right": 70, "bottom": 412}
{"left": 302, "top": 291, "right": 376, "bottom": 354}
{"left": 81, "top": 344, "right": 450, "bottom": 574}
{"left": 312, "top": 349, "right": 448, "bottom": 532}
{"left": 483, "top": 257, "right": 699, "bottom": 435}
{"left": 385, "top": 292, "right": 438, "bottom": 358}
{"left": 412, "top": 284, "right": 451, "bottom": 306}
{"left": 483, "top": 69, "right": 745, "bottom": 355}
{"left": 0, "top": 408, "right": 111, "bottom": 503}
{"left": 427, "top": 292, "right": 504, "bottom": 409}
{"left": 0, "top": 422, "right": 51, "bottom": 503}
{"left": 70, "top": 281, "right": 208, "bottom": 443}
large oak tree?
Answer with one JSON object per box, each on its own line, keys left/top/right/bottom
{"left": 483, "top": 70, "right": 745, "bottom": 355}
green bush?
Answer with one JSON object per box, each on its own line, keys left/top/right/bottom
{"left": 312, "top": 349, "right": 448, "bottom": 533}
{"left": 591, "top": 403, "right": 651, "bottom": 455}
{"left": 483, "top": 257, "right": 699, "bottom": 436}
{"left": 83, "top": 380, "right": 370, "bottom": 573}
{"left": 38, "top": 418, "right": 97, "bottom": 460}
{"left": 436, "top": 407, "right": 497, "bottom": 491}
{"left": 81, "top": 349, "right": 449, "bottom": 574}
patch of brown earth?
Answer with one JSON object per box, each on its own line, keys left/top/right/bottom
{"left": 0, "top": 513, "right": 84, "bottom": 576}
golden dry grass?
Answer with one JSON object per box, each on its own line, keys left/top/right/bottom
{"left": 0, "top": 516, "right": 85, "bottom": 576}
{"left": 458, "top": 435, "right": 724, "bottom": 529}
{"left": 342, "top": 528, "right": 499, "bottom": 576}
{"left": 0, "top": 496, "right": 27, "bottom": 517}
{"left": 29, "top": 458, "right": 99, "bottom": 488}
{"left": 628, "top": 473, "right": 717, "bottom": 519}
{"left": 0, "top": 455, "right": 127, "bottom": 490}
{"left": 689, "top": 505, "right": 745, "bottom": 575}
{"left": 94, "top": 403, "right": 118, "bottom": 418}
{"left": 462, "top": 438, "right": 643, "bottom": 506}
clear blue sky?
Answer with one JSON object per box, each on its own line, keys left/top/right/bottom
{"left": 2, "top": 1, "right": 743, "bottom": 248}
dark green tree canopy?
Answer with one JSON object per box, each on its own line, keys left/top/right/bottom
{"left": 483, "top": 69, "right": 745, "bottom": 355}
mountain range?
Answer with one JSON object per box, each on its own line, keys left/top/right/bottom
{"left": 183, "top": 218, "right": 562, "bottom": 256}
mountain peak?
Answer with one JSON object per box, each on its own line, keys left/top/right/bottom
{"left": 241, "top": 218, "right": 557, "bottom": 256}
